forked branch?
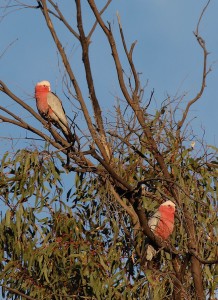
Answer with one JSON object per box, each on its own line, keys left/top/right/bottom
{"left": 40, "top": 0, "right": 111, "bottom": 160}
{"left": 76, "top": 0, "right": 111, "bottom": 160}
{"left": 117, "top": 12, "right": 139, "bottom": 99}
{"left": 88, "top": 0, "right": 134, "bottom": 107}
{"left": 88, "top": 0, "right": 112, "bottom": 40}
{"left": 47, "top": 0, "right": 80, "bottom": 39}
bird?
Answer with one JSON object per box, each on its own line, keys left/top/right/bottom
{"left": 190, "top": 141, "right": 196, "bottom": 149}
{"left": 145, "top": 200, "right": 176, "bottom": 261}
{"left": 35, "top": 80, "right": 73, "bottom": 141}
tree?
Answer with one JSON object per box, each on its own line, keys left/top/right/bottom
{"left": 0, "top": 1, "right": 217, "bottom": 299}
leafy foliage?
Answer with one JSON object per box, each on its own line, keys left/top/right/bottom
{"left": 0, "top": 141, "right": 217, "bottom": 299}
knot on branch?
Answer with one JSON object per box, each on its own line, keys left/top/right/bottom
{"left": 36, "top": 1, "right": 43, "bottom": 9}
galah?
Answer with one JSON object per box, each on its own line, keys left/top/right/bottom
{"left": 145, "top": 200, "right": 176, "bottom": 261}
{"left": 35, "top": 80, "right": 71, "bottom": 139}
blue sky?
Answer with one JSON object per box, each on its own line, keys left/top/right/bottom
{"left": 1, "top": 0, "right": 218, "bottom": 151}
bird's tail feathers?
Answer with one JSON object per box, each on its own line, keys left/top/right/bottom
{"left": 141, "top": 244, "right": 157, "bottom": 266}
{"left": 64, "top": 129, "right": 75, "bottom": 145}
{"left": 51, "top": 111, "right": 75, "bottom": 145}
{"left": 146, "top": 245, "right": 157, "bottom": 261}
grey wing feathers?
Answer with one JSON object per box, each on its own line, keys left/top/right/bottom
{"left": 148, "top": 210, "right": 160, "bottom": 232}
{"left": 47, "top": 92, "right": 68, "bottom": 133}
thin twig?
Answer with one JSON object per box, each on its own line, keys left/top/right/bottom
{"left": 117, "top": 11, "right": 139, "bottom": 100}
{"left": 196, "top": 0, "right": 211, "bottom": 36}
{"left": 47, "top": 0, "right": 80, "bottom": 40}
{"left": 189, "top": 249, "right": 218, "bottom": 265}
{"left": 177, "top": 0, "right": 211, "bottom": 132}
{"left": 1, "top": 285, "right": 36, "bottom": 300}
{"left": 88, "top": 0, "right": 112, "bottom": 40}
{"left": 0, "top": 39, "right": 18, "bottom": 59}
{"left": 0, "top": 114, "right": 66, "bottom": 150}
{"left": 76, "top": 0, "right": 111, "bottom": 160}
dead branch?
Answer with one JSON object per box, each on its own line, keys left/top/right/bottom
{"left": 76, "top": 0, "right": 111, "bottom": 160}
{"left": 1, "top": 284, "right": 36, "bottom": 300}
{"left": 0, "top": 81, "right": 95, "bottom": 169}
{"left": 0, "top": 81, "right": 73, "bottom": 147}
{"left": 0, "top": 39, "right": 18, "bottom": 59}
{"left": 88, "top": 0, "right": 172, "bottom": 185}
{"left": 177, "top": 0, "right": 211, "bottom": 132}
{"left": 88, "top": 0, "right": 134, "bottom": 107}
{"left": 117, "top": 12, "right": 139, "bottom": 100}
{"left": 40, "top": 0, "right": 112, "bottom": 161}
{"left": 88, "top": 0, "right": 112, "bottom": 40}
{"left": 0, "top": 113, "right": 68, "bottom": 151}
{"left": 47, "top": 0, "right": 80, "bottom": 40}
{"left": 0, "top": 80, "right": 46, "bottom": 124}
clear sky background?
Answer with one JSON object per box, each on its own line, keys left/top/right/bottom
{"left": 1, "top": 0, "right": 218, "bottom": 151}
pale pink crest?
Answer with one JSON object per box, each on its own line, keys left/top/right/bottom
{"left": 36, "top": 80, "right": 51, "bottom": 91}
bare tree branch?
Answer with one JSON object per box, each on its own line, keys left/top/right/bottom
{"left": 1, "top": 284, "right": 36, "bottom": 300}
{"left": 0, "top": 82, "right": 95, "bottom": 168}
{"left": 0, "top": 113, "right": 67, "bottom": 151}
{"left": 117, "top": 12, "right": 139, "bottom": 100}
{"left": 88, "top": 0, "right": 112, "bottom": 40}
{"left": 0, "top": 38, "right": 18, "bottom": 59}
{"left": 196, "top": 0, "right": 211, "bottom": 36}
{"left": 88, "top": 0, "right": 133, "bottom": 107}
{"left": 76, "top": 0, "right": 111, "bottom": 160}
{"left": 47, "top": 0, "right": 80, "bottom": 40}
{"left": 40, "top": 0, "right": 111, "bottom": 161}
{"left": 0, "top": 81, "right": 72, "bottom": 147}
{"left": 87, "top": 0, "right": 172, "bottom": 185}
{"left": 177, "top": 0, "right": 211, "bottom": 132}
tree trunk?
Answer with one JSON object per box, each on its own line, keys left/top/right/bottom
{"left": 191, "top": 256, "right": 205, "bottom": 300}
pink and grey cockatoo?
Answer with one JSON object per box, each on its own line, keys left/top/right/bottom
{"left": 35, "top": 80, "right": 72, "bottom": 140}
{"left": 145, "top": 200, "right": 176, "bottom": 261}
